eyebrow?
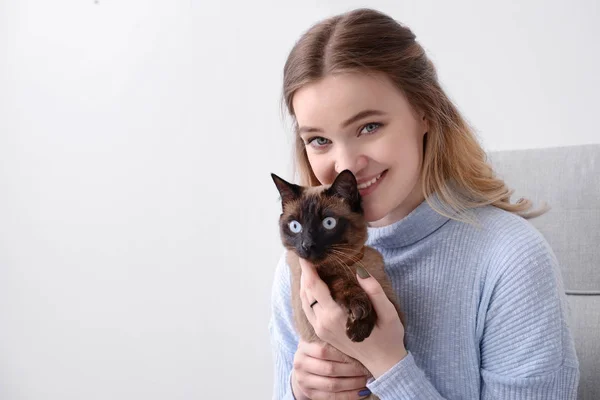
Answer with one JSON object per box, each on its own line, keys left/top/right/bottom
{"left": 297, "top": 109, "right": 387, "bottom": 135}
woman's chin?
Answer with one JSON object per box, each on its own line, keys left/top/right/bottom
{"left": 363, "top": 206, "right": 390, "bottom": 227}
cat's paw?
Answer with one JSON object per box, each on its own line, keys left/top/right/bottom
{"left": 346, "top": 297, "right": 376, "bottom": 342}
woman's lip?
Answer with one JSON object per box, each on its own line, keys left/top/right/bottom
{"left": 358, "top": 170, "right": 387, "bottom": 197}
{"left": 356, "top": 173, "right": 382, "bottom": 186}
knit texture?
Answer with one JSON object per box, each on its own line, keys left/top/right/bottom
{"left": 269, "top": 199, "right": 580, "bottom": 399}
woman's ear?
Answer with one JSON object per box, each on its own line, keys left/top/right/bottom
{"left": 421, "top": 113, "right": 429, "bottom": 136}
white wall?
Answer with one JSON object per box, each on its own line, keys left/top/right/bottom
{"left": 0, "top": 0, "right": 597, "bottom": 399}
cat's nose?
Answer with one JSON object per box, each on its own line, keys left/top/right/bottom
{"left": 299, "top": 240, "right": 322, "bottom": 261}
{"left": 301, "top": 241, "right": 315, "bottom": 252}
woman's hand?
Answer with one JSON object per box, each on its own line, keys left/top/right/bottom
{"left": 291, "top": 339, "right": 372, "bottom": 400}
{"left": 299, "top": 258, "right": 408, "bottom": 379}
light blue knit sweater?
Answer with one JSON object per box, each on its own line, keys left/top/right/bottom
{"left": 269, "top": 199, "right": 580, "bottom": 399}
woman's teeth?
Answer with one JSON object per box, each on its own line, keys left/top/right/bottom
{"left": 357, "top": 173, "right": 383, "bottom": 190}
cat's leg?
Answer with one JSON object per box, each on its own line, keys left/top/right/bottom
{"left": 324, "top": 276, "right": 377, "bottom": 343}
{"left": 345, "top": 288, "right": 377, "bottom": 342}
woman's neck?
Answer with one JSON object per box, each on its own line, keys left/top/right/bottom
{"left": 368, "top": 182, "right": 425, "bottom": 228}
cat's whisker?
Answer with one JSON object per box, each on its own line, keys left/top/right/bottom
{"left": 328, "top": 251, "right": 355, "bottom": 280}
{"left": 329, "top": 245, "right": 360, "bottom": 254}
{"left": 329, "top": 249, "right": 368, "bottom": 272}
{"left": 327, "top": 253, "right": 349, "bottom": 279}
{"left": 329, "top": 250, "right": 352, "bottom": 270}
{"left": 330, "top": 254, "right": 354, "bottom": 281}
{"left": 330, "top": 245, "right": 365, "bottom": 258}
{"left": 330, "top": 244, "right": 356, "bottom": 251}
{"left": 329, "top": 250, "right": 366, "bottom": 278}
{"left": 329, "top": 248, "right": 360, "bottom": 262}
{"left": 329, "top": 248, "right": 363, "bottom": 262}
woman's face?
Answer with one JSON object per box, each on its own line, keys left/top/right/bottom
{"left": 292, "top": 72, "right": 428, "bottom": 227}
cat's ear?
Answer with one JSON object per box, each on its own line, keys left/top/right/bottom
{"left": 326, "top": 169, "right": 362, "bottom": 213}
{"left": 271, "top": 173, "right": 303, "bottom": 207}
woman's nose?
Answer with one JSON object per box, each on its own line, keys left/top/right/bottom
{"left": 334, "top": 149, "right": 368, "bottom": 176}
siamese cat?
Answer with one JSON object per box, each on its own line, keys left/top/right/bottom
{"left": 272, "top": 169, "right": 405, "bottom": 399}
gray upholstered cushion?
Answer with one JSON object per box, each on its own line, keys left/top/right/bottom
{"left": 488, "top": 145, "right": 600, "bottom": 292}
{"left": 488, "top": 144, "right": 600, "bottom": 400}
{"left": 567, "top": 295, "right": 600, "bottom": 399}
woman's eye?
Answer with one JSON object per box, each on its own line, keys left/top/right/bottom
{"left": 360, "top": 122, "right": 382, "bottom": 135}
{"left": 322, "top": 217, "right": 337, "bottom": 230}
{"left": 307, "top": 137, "right": 331, "bottom": 148}
{"left": 288, "top": 220, "right": 302, "bottom": 233}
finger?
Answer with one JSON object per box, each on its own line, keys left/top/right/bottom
{"left": 300, "top": 355, "right": 368, "bottom": 378}
{"left": 300, "top": 270, "right": 318, "bottom": 309}
{"left": 304, "top": 386, "right": 372, "bottom": 400}
{"left": 299, "top": 340, "right": 346, "bottom": 362}
{"left": 299, "top": 340, "right": 348, "bottom": 363}
{"left": 300, "top": 285, "right": 317, "bottom": 326}
{"left": 299, "top": 258, "right": 337, "bottom": 309}
{"left": 300, "top": 373, "right": 368, "bottom": 396}
{"left": 355, "top": 266, "right": 397, "bottom": 323}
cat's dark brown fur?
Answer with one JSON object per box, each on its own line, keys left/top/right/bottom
{"left": 271, "top": 170, "right": 405, "bottom": 398}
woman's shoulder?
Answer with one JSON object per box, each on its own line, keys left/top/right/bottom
{"left": 469, "top": 208, "right": 578, "bottom": 380}
{"left": 456, "top": 205, "right": 559, "bottom": 278}
{"left": 456, "top": 205, "right": 551, "bottom": 252}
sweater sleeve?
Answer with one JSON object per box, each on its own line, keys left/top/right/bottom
{"left": 477, "top": 233, "right": 580, "bottom": 398}
{"left": 367, "top": 225, "right": 580, "bottom": 400}
{"left": 269, "top": 252, "right": 300, "bottom": 400}
{"left": 366, "top": 352, "right": 447, "bottom": 399}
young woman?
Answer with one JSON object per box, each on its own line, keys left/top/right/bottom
{"left": 269, "top": 8, "right": 579, "bottom": 400}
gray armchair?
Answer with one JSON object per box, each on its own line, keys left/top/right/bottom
{"left": 489, "top": 144, "right": 600, "bottom": 400}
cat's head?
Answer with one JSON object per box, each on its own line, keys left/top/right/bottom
{"left": 271, "top": 170, "right": 367, "bottom": 264}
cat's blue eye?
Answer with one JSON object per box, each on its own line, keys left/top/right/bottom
{"left": 322, "top": 217, "right": 337, "bottom": 230}
{"left": 289, "top": 220, "right": 302, "bottom": 233}
{"left": 360, "top": 122, "right": 382, "bottom": 135}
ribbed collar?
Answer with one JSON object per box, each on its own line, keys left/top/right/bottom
{"left": 366, "top": 195, "right": 451, "bottom": 249}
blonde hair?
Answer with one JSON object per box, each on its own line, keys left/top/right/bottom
{"left": 281, "top": 8, "right": 545, "bottom": 221}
